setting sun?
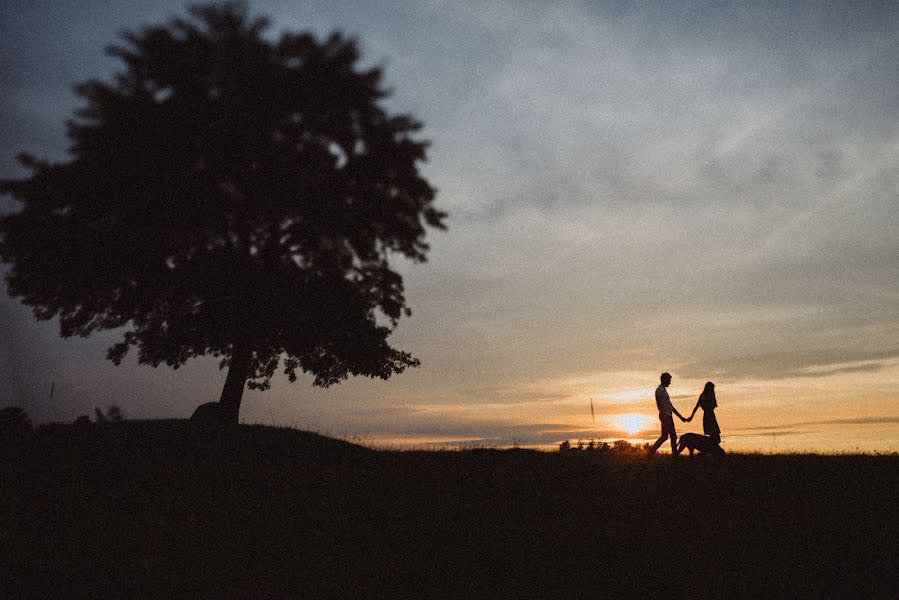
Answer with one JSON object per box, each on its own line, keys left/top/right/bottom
{"left": 610, "top": 413, "right": 655, "bottom": 435}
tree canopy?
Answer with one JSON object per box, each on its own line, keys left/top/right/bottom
{"left": 0, "top": 2, "right": 445, "bottom": 421}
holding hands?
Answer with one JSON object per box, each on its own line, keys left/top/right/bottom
{"left": 675, "top": 410, "right": 694, "bottom": 423}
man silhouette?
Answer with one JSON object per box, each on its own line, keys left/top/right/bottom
{"left": 647, "top": 372, "right": 687, "bottom": 457}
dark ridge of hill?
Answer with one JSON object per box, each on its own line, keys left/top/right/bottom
{"left": 2, "top": 422, "right": 897, "bottom": 599}
{"left": 25, "top": 419, "right": 374, "bottom": 467}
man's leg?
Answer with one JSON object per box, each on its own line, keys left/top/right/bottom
{"left": 648, "top": 432, "right": 667, "bottom": 456}
{"left": 658, "top": 416, "right": 677, "bottom": 456}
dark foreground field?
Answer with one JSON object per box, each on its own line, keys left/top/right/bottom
{"left": 2, "top": 421, "right": 897, "bottom": 599}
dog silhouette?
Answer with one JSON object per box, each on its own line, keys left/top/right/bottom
{"left": 677, "top": 432, "right": 725, "bottom": 456}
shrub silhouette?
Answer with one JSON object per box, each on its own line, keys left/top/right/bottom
{"left": 105, "top": 405, "right": 124, "bottom": 422}
{"left": 0, "top": 406, "right": 32, "bottom": 445}
{"left": 0, "top": 1, "right": 445, "bottom": 424}
{"left": 95, "top": 405, "right": 124, "bottom": 423}
{"left": 189, "top": 401, "right": 231, "bottom": 439}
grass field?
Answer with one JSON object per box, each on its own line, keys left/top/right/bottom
{"left": 2, "top": 420, "right": 897, "bottom": 598}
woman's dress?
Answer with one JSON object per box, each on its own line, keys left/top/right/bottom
{"left": 702, "top": 409, "right": 720, "bottom": 444}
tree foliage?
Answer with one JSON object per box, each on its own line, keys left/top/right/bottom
{"left": 0, "top": 2, "right": 445, "bottom": 419}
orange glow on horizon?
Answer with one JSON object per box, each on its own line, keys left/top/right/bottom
{"left": 609, "top": 412, "right": 656, "bottom": 435}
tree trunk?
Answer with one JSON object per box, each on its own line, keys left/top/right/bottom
{"left": 218, "top": 345, "right": 252, "bottom": 423}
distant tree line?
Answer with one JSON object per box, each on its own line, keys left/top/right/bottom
{"left": 559, "top": 438, "right": 651, "bottom": 455}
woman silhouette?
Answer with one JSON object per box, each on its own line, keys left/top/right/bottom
{"left": 687, "top": 382, "right": 720, "bottom": 444}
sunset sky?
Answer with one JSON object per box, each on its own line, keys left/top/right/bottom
{"left": 1, "top": 1, "right": 897, "bottom": 452}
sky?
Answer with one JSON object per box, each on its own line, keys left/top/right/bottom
{"left": 1, "top": 0, "right": 897, "bottom": 452}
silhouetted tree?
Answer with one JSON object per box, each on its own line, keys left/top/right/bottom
{"left": 0, "top": 2, "right": 445, "bottom": 423}
{"left": 106, "top": 405, "right": 124, "bottom": 422}
{"left": 0, "top": 406, "right": 32, "bottom": 445}
{"left": 95, "top": 405, "right": 124, "bottom": 423}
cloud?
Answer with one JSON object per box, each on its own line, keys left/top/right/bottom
{"left": 391, "top": 0, "right": 899, "bottom": 398}
{"left": 677, "top": 352, "right": 899, "bottom": 381}
{"left": 736, "top": 416, "right": 899, "bottom": 432}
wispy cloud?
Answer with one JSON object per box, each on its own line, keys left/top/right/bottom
{"left": 736, "top": 416, "right": 899, "bottom": 432}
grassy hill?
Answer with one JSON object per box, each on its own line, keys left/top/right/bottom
{"left": 2, "top": 420, "right": 896, "bottom": 598}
